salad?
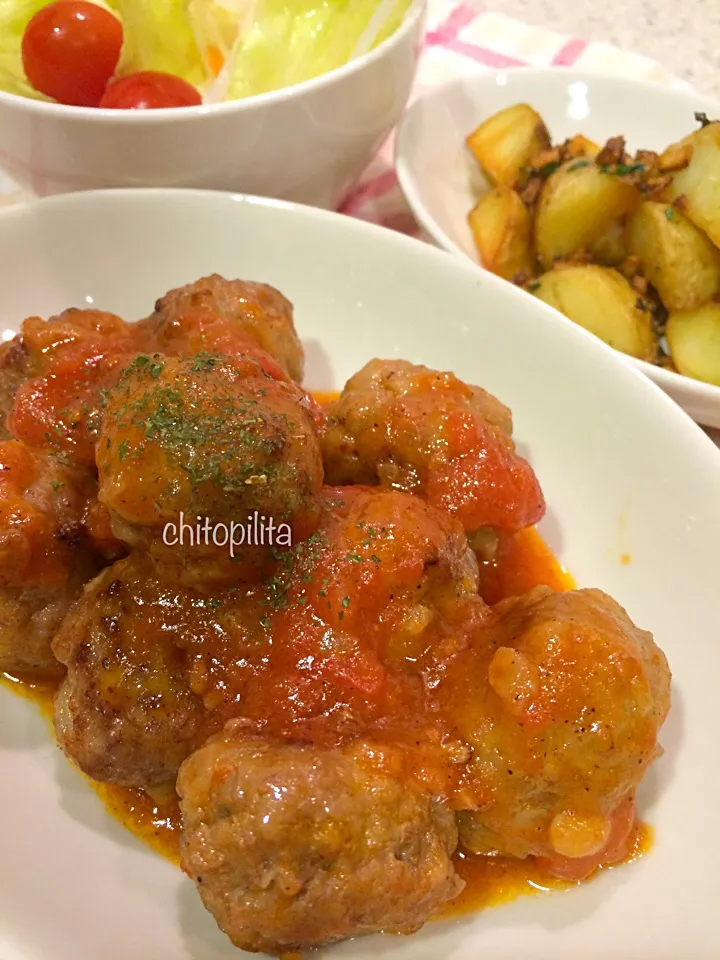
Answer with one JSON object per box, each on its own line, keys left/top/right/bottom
{"left": 0, "top": 0, "right": 415, "bottom": 109}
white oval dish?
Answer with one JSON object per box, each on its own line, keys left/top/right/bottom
{"left": 0, "top": 0, "right": 425, "bottom": 208}
{"left": 395, "top": 69, "right": 720, "bottom": 428}
{"left": 1, "top": 189, "right": 720, "bottom": 959}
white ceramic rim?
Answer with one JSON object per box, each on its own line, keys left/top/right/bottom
{"left": 0, "top": 0, "right": 426, "bottom": 122}
{"left": 394, "top": 67, "right": 720, "bottom": 407}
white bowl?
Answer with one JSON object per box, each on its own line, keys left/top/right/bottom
{"left": 1, "top": 189, "right": 720, "bottom": 960}
{"left": 395, "top": 69, "right": 720, "bottom": 428}
{"left": 0, "top": 2, "right": 425, "bottom": 208}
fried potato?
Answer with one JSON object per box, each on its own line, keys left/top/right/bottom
{"left": 628, "top": 201, "right": 720, "bottom": 312}
{"left": 466, "top": 104, "right": 551, "bottom": 187}
{"left": 588, "top": 218, "right": 629, "bottom": 266}
{"left": 664, "top": 122, "right": 720, "bottom": 248}
{"left": 535, "top": 161, "right": 639, "bottom": 268}
{"left": 666, "top": 303, "right": 720, "bottom": 385}
{"left": 468, "top": 185, "right": 533, "bottom": 281}
{"left": 531, "top": 264, "right": 656, "bottom": 361}
{"left": 564, "top": 134, "right": 601, "bottom": 159}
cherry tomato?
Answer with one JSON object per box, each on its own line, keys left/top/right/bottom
{"left": 22, "top": 1, "right": 123, "bottom": 108}
{"left": 99, "top": 71, "right": 202, "bottom": 109}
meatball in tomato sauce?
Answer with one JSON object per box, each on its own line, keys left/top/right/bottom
{"left": 8, "top": 308, "right": 146, "bottom": 471}
{"left": 321, "top": 359, "right": 545, "bottom": 534}
{"left": 52, "top": 553, "right": 269, "bottom": 789}
{"left": 178, "top": 730, "right": 462, "bottom": 954}
{"left": 439, "top": 587, "right": 670, "bottom": 871}
{"left": 0, "top": 337, "right": 29, "bottom": 439}
{"left": 96, "top": 353, "right": 323, "bottom": 585}
{"left": 244, "top": 486, "right": 490, "bottom": 742}
{"left": 139, "top": 275, "right": 304, "bottom": 382}
{"left": 0, "top": 439, "right": 97, "bottom": 676}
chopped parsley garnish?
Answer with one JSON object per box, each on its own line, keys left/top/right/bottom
{"left": 191, "top": 353, "right": 224, "bottom": 373}
{"left": 538, "top": 161, "right": 561, "bottom": 177}
{"left": 600, "top": 162, "right": 646, "bottom": 176}
{"left": 665, "top": 207, "right": 676, "bottom": 221}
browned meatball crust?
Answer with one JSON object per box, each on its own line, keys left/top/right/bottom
{"left": 0, "top": 439, "right": 98, "bottom": 676}
{"left": 140, "top": 275, "right": 304, "bottom": 381}
{"left": 178, "top": 730, "right": 462, "bottom": 954}
{"left": 0, "top": 337, "right": 28, "bottom": 438}
{"left": 52, "top": 554, "right": 265, "bottom": 788}
{"left": 0, "top": 581, "right": 88, "bottom": 676}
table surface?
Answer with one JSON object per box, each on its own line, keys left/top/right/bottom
{"left": 490, "top": 0, "right": 720, "bottom": 100}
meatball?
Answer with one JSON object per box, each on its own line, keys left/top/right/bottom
{"left": 52, "top": 553, "right": 269, "bottom": 789}
{"left": 96, "top": 352, "right": 323, "bottom": 584}
{"left": 321, "top": 359, "right": 545, "bottom": 534}
{"left": 0, "top": 337, "right": 29, "bottom": 438}
{"left": 0, "top": 580, "right": 93, "bottom": 677}
{"left": 140, "top": 275, "right": 304, "bottom": 381}
{"left": 8, "top": 309, "right": 146, "bottom": 470}
{"left": 178, "top": 731, "right": 462, "bottom": 954}
{"left": 0, "top": 439, "right": 97, "bottom": 676}
{"left": 18, "top": 308, "right": 142, "bottom": 375}
{"left": 438, "top": 587, "right": 670, "bottom": 865}
{"left": 244, "top": 486, "right": 489, "bottom": 742}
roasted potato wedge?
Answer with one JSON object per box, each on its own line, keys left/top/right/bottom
{"left": 628, "top": 201, "right": 720, "bottom": 311}
{"left": 531, "top": 264, "right": 656, "bottom": 360}
{"left": 468, "top": 185, "right": 533, "bottom": 281}
{"left": 588, "top": 218, "right": 629, "bottom": 266}
{"left": 665, "top": 122, "right": 720, "bottom": 248}
{"left": 564, "top": 134, "right": 601, "bottom": 159}
{"left": 535, "top": 161, "right": 639, "bottom": 268}
{"left": 667, "top": 303, "right": 720, "bottom": 385}
{"left": 466, "top": 104, "right": 551, "bottom": 187}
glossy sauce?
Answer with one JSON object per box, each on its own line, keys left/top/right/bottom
{"left": 2, "top": 525, "right": 650, "bottom": 919}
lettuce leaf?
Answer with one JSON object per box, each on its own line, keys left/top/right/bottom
{"left": 0, "top": 0, "right": 63, "bottom": 99}
{"left": 113, "top": 0, "right": 208, "bottom": 89}
{"left": 221, "top": 0, "right": 414, "bottom": 100}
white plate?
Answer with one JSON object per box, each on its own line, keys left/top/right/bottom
{"left": 395, "top": 69, "right": 720, "bottom": 428}
{"left": 1, "top": 189, "right": 720, "bottom": 960}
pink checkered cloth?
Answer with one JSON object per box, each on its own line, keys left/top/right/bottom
{"left": 339, "top": 0, "right": 690, "bottom": 233}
